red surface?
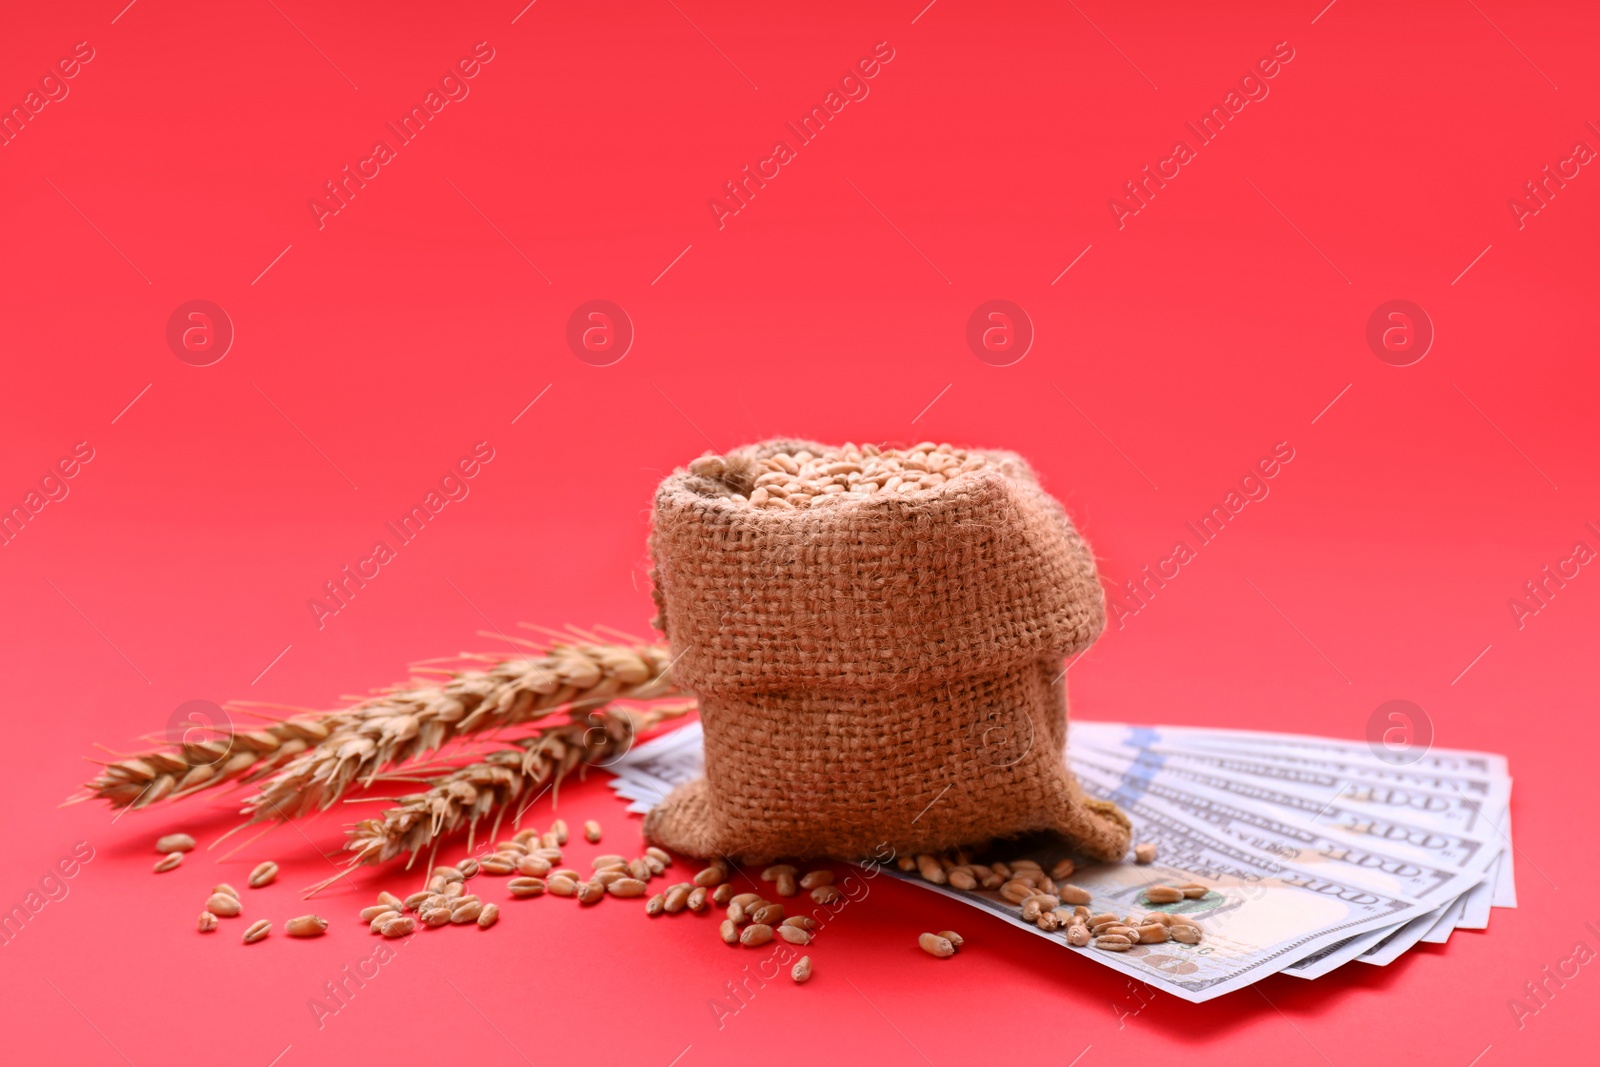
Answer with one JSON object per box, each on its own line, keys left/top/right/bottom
{"left": 1, "top": 1, "right": 1596, "bottom": 1064}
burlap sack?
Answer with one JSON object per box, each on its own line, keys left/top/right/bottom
{"left": 643, "top": 440, "right": 1130, "bottom": 863}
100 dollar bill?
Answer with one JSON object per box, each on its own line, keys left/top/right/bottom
{"left": 1073, "top": 722, "right": 1508, "bottom": 781}
{"left": 609, "top": 722, "right": 1491, "bottom": 996}
{"left": 1072, "top": 727, "right": 1512, "bottom": 947}
{"left": 1072, "top": 722, "right": 1518, "bottom": 910}
{"left": 901, "top": 785, "right": 1436, "bottom": 1002}
{"left": 1071, "top": 737, "right": 1503, "bottom": 877}
{"left": 1067, "top": 755, "right": 1485, "bottom": 979}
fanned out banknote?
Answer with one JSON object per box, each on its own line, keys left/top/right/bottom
{"left": 607, "top": 720, "right": 1513, "bottom": 1003}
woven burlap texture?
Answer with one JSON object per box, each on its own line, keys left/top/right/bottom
{"left": 643, "top": 439, "right": 1130, "bottom": 863}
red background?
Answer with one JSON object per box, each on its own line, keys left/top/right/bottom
{"left": 1, "top": 1, "right": 1596, "bottom": 1064}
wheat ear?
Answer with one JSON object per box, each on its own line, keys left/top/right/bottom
{"left": 75, "top": 716, "right": 335, "bottom": 810}
{"left": 244, "top": 641, "right": 679, "bottom": 822}
{"left": 77, "top": 640, "right": 679, "bottom": 814}
{"left": 332, "top": 702, "right": 693, "bottom": 881}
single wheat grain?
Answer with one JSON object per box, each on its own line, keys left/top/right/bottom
{"left": 287, "top": 915, "right": 328, "bottom": 937}
{"left": 693, "top": 863, "right": 728, "bottom": 888}
{"left": 380, "top": 916, "right": 415, "bottom": 938}
{"left": 206, "top": 893, "right": 241, "bottom": 917}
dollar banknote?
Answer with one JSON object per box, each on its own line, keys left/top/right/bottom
{"left": 607, "top": 720, "right": 1513, "bottom": 996}
{"left": 1069, "top": 755, "right": 1482, "bottom": 905}
{"left": 1068, "top": 736, "right": 1505, "bottom": 880}
{"left": 1070, "top": 726, "right": 1514, "bottom": 943}
{"left": 1071, "top": 733, "right": 1511, "bottom": 835}
{"left": 1066, "top": 751, "right": 1491, "bottom": 978}
{"left": 1072, "top": 722, "right": 1509, "bottom": 780}
{"left": 1354, "top": 902, "right": 1453, "bottom": 966}
{"left": 613, "top": 723, "right": 1437, "bottom": 1001}
{"left": 1074, "top": 721, "right": 1518, "bottom": 909}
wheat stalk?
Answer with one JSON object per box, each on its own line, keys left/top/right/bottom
{"left": 76, "top": 637, "right": 680, "bottom": 815}
{"left": 334, "top": 702, "right": 692, "bottom": 879}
